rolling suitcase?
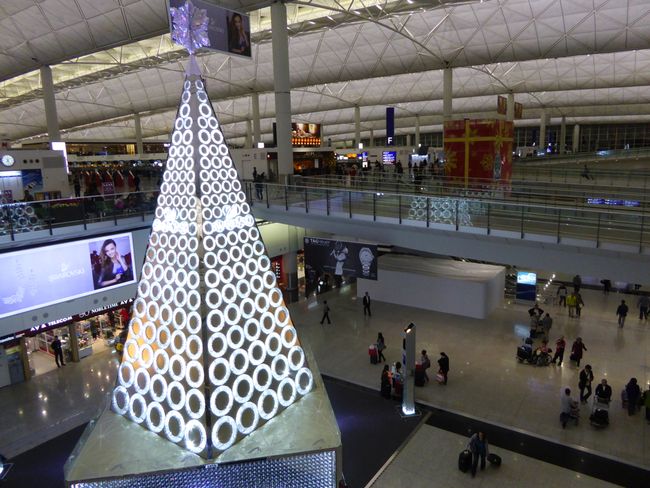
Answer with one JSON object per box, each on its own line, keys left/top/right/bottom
{"left": 487, "top": 453, "right": 501, "bottom": 466}
{"left": 414, "top": 364, "right": 426, "bottom": 386}
{"left": 369, "top": 345, "right": 378, "bottom": 364}
{"left": 458, "top": 450, "right": 472, "bottom": 473}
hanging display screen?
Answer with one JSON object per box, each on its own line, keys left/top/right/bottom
{"left": 303, "top": 237, "right": 378, "bottom": 280}
{"left": 0, "top": 232, "right": 136, "bottom": 319}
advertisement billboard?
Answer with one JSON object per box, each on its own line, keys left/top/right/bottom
{"left": 516, "top": 271, "right": 537, "bottom": 301}
{"left": 382, "top": 151, "right": 397, "bottom": 164}
{"left": 303, "top": 237, "right": 378, "bottom": 295}
{"left": 0, "top": 232, "right": 136, "bottom": 319}
{"left": 516, "top": 271, "right": 537, "bottom": 285}
{"left": 168, "top": 0, "right": 251, "bottom": 58}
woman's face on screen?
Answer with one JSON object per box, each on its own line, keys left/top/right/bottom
{"left": 234, "top": 15, "right": 242, "bottom": 29}
{"left": 104, "top": 243, "right": 116, "bottom": 258}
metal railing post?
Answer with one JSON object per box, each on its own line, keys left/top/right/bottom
{"left": 284, "top": 186, "right": 288, "bottom": 211}
{"left": 487, "top": 202, "right": 491, "bottom": 235}
{"left": 8, "top": 206, "right": 15, "bottom": 241}
{"left": 373, "top": 193, "right": 377, "bottom": 221}
{"left": 265, "top": 184, "right": 270, "bottom": 208}
{"left": 82, "top": 197, "right": 87, "bottom": 230}
{"left": 348, "top": 191, "right": 352, "bottom": 218}
{"left": 520, "top": 205, "right": 525, "bottom": 238}
{"left": 556, "top": 209, "right": 562, "bottom": 243}
{"left": 326, "top": 189, "right": 330, "bottom": 215}
{"left": 455, "top": 199, "right": 459, "bottom": 231}
{"left": 595, "top": 213, "right": 601, "bottom": 248}
{"left": 304, "top": 188, "right": 309, "bottom": 213}
{"left": 398, "top": 195, "right": 402, "bottom": 224}
{"left": 47, "top": 201, "right": 53, "bottom": 235}
{"left": 426, "top": 197, "right": 430, "bottom": 228}
{"left": 640, "top": 215, "right": 645, "bottom": 253}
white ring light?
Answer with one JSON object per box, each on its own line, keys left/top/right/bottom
{"left": 129, "top": 317, "right": 142, "bottom": 338}
{"left": 200, "top": 156, "right": 211, "bottom": 170}
{"left": 205, "top": 270, "right": 219, "bottom": 288}
{"left": 153, "top": 349, "right": 170, "bottom": 375}
{"left": 170, "top": 330, "right": 187, "bottom": 355}
{"left": 134, "top": 368, "right": 151, "bottom": 395}
{"left": 164, "top": 410, "right": 185, "bottom": 443}
{"left": 203, "top": 236, "right": 216, "bottom": 251}
{"left": 222, "top": 283, "right": 237, "bottom": 303}
{"left": 142, "top": 321, "right": 157, "bottom": 345}
{"left": 182, "top": 130, "right": 193, "bottom": 145}
{"left": 233, "top": 263, "right": 246, "bottom": 280}
{"left": 184, "top": 389, "right": 206, "bottom": 420}
{"left": 257, "top": 390, "right": 279, "bottom": 421}
{"left": 212, "top": 130, "right": 224, "bottom": 144}
{"left": 199, "top": 102, "right": 211, "bottom": 117}
{"left": 266, "top": 334, "right": 283, "bottom": 357}
{"left": 253, "top": 241, "right": 265, "bottom": 256}
{"left": 263, "top": 271, "right": 276, "bottom": 289}
{"left": 150, "top": 374, "right": 168, "bottom": 402}
{"left": 224, "top": 303, "right": 242, "bottom": 326}
{"left": 208, "top": 333, "right": 228, "bottom": 359}
{"left": 229, "top": 349, "right": 250, "bottom": 376}
{"left": 226, "top": 325, "right": 245, "bottom": 349}
{"left": 174, "top": 288, "right": 187, "bottom": 309}
{"left": 199, "top": 144, "right": 209, "bottom": 156}
{"left": 177, "top": 252, "right": 188, "bottom": 268}
{"left": 186, "top": 290, "right": 201, "bottom": 311}
{"left": 232, "top": 374, "right": 254, "bottom": 403}
{"left": 208, "top": 357, "right": 230, "bottom": 386}
{"left": 188, "top": 255, "right": 199, "bottom": 272}
{"left": 172, "top": 131, "right": 182, "bottom": 145}
{"left": 271, "top": 354, "right": 290, "bottom": 381}
{"left": 187, "top": 269, "right": 200, "bottom": 287}
{"left": 248, "top": 340, "right": 266, "bottom": 366}
{"left": 210, "top": 385, "right": 234, "bottom": 416}
{"left": 296, "top": 368, "right": 314, "bottom": 395}
{"left": 138, "top": 281, "right": 151, "bottom": 299}
{"left": 236, "top": 402, "right": 259, "bottom": 435}
{"left": 146, "top": 301, "right": 160, "bottom": 322}
{"left": 252, "top": 364, "right": 272, "bottom": 392}
{"left": 198, "top": 129, "right": 211, "bottom": 144}
{"left": 185, "top": 360, "right": 204, "bottom": 388}
{"left": 226, "top": 231, "right": 238, "bottom": 246}
{"left": 146, "top": 402, "right": 166, "bottom": 433}
{"left": 206, "top": 309, "right": 224, "bottom": 332}
{"left": 169, "top": 356, "right": 187, "bottom": 383}
{"left": 175, "top": 269, "right": 188, "bottom": 287}
{"left": 177, "top": 235, "right": 188, "bottom": 251}
{"left": 211, "top": 416, "right": 237, "bottom": 451}
{"left": 184, "top": 419, "right": 207, "bottom": 454}
{"left": 186, "top": 311, "right": 202, "bottom": 334}
{"left": 255, "top": 294, "right": 269, "bottom": 314}
{"left": 216, "top": 234, "right": 228, "bottom": 248}
{"left": 244, "top": 318, "right": 261, "bottom": 342}
{"left": 241, "top": 243, "right": 253, "bottom": 259}
{"left": 248, "top": 227, "right": 260, "bottom": 241}
{"left": 277, "top": 377, "right": 297, "bottom": 407}
{"left": 288, "top": 345, "right": 305, "bottom": 371}
{"left": 259, "top": 312, "right": 275, "bottom": 334}
{"left": 172, "top": 308, "right": 187, "bottom": 330}
{"left": 118, "top": 362, "right": 135, "bottom": 388}
{"left": 269, "top": 289, "right": 282, "bottom": 308}
{"left": 208, "top": 117, "right": 218, "bottom": 130}
{"left": 237, "top": 229, "right": 248, "bottom": 245}
{"left": 167, "top": 381, "right": 186, "bottom": 411}
{"left": 240, "top": 298, "right": 255, "bottom": 319}
{"left": 139, "top": 344, "right": 153, "bottom": 368}
{"left": 245, "top": 258, "right": 258, "bottom": 277}
{"left": 250, "top": 276, "right": 264, "bottom": 294}
{"left": 222, "top": 156, "right": 233, "bottom": 168}
{"left": 112, "top": 386, "right": 129, "bottom": 415}
{"left": 123, "top": 338, "right": 139, "bottom": 363}
{"left": 274, "top": 306, "right": 290, "bottom": 327}
{"left": 186, "top": 335, "right": 203, "bottom": 360}
{"left": 216, "top": 249, "right": 230, "bottom": 266}
{"left": 218, "top": 144, "right": 228, "bottom": 156}
{"left": 219, "top": 267, "right": 233, "bottom": 285}
{"left": 159, "top": 303, "right": 173, "bottom": 326}
{"left": 204, "top": 252, "right": 217, "bottom": 269}
{"left": 283, "top": 327, "right": 298, "bottom": 350}
{"left": 128, "top": 393, "right": 147, "bottom": 424}
{"left": 133, "top": 298, "right": 146, "bottom": 318}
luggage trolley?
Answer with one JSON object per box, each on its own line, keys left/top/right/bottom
{"left": 589, "top": 395, "right": 610, "bottom": 428}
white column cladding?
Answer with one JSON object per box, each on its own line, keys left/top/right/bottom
{"left": 354, "top": 105, "right": 361, "bottom": 148}
{"left": 506, "top": 93, "right": 514, "bottom": 121}
{"left": 415, "top": 115, "right": 421, "bottom": 147}
{"left": 40, "top": 65, "right": 60, "bottom": 141}
{"left": 245, "top": 119, "right": 253, "bottom": 148}
{"left": 539, "top": 109, "right": 547, "bottom": 153}
{"left": 560, "top": 116, "right": 567, "bottom": 154}
{"left": 282, "top": 251, "right": 298, "bottom": 302}
{"left": 251, "top": 92, "right": 261, "bottom": 145}
{"left": 134, "top": 113, "right": 144, "bottom": 155}
{"left": 443, "top": 67, "right": 453, "bottom": 121}
{"left": 573, "top": 124, "right": 580, "bottom": 153}
{"left": 369, "top": 128, "right": 374, "bottom": 147}
{"left": 406, "top": 133, "right": 412, "bottom": 147}
{"left": 271, "top": 1, "right": 293, "bottom": 177}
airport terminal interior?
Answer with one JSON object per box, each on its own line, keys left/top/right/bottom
{"left": 1, "top": 1, "right": 650, "bottom": 487}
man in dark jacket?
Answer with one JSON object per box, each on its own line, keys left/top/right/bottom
{"left": 468, "top": 432, "right": 489, "bottom": 478}
{"left": 595, "top": 379, "right": 612, "bottom": 403}
{"left": 51, "top": 335, "right": 65, "bottom": 367}
{"left": 362, "top": 292, "right": 371, "bottom": 317}
{"left": 616, "top": 300, "right": 629, "bottom": 328}
{"left": 438, "top": 352, "right": 450, "bottom": 385}
{"left": 578, "top": 365, "right": 594, "bottom": 403}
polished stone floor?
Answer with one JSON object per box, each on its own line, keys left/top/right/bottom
{"left": 0, "top": 283, "right": 648, "bottom": 485}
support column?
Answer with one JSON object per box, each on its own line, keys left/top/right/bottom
{"left": 443, "top": 67, "right": 453, "bottom": 121}
{"left": 572, "top": 124, "right": 580, "bottom": 153}
{"left": 134, "top": 113, "right": 144, "bottom": 155}
{"left": 245, "top": 119, "right": 253, "bottom": 148}
{"left": 40, "top": 65, "right": 60, "bottom": 141}
{"left": 506, "top": 93, "right": 515, "bottom": 121}
{"left": 415, "top": 115, "right": 421, "bottom": 147}
{"left": 68, "top": 323, "right": 80, "bottom": 363}
{"left": 406, "top": 134, "right": 412, "bottom": 147}
{"left": 354, "top": 105, "right": 361, "bottom": 148}
{"left": 369, "top": 129, "right": 374, "bottom": 147}
{"left": 19, "top": 337, "right": 31, "bottom": 382}
{"left": 271, "top": 1, "right": 293, "bottom": 177}
{"left": 282, "top": 251, "right": 299, "bottom": 303}
{"left": 251, "top": 92, "right": 261, "bottom": 145}
{"left": 559, "top": 116, "right": 567, "bottom": 154}
{"left": 539, "top": 109, "right": 547, "bottom": 154}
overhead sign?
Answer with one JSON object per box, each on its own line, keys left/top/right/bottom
{"left": 0, "top": 232, "right": 136, "bottom": 319}
{"left": 382, "top": 151, "right": 397, "bottom": 164}
{"left": 168, "top": 0, "right": 251, "bottom": 58}
{"left": 386, "top": 107, "right": 395, "bottom": 146}
{"left": 303, "top": 237, "right": 378, "bottom": 281}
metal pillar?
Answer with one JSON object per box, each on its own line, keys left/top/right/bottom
{"left": 406, "top": 134, "right": 412, "bottom": 147}
{"left": 443, "top": 67, "right": 453, "bottom": 121}
{"left": 271, "top": 1, "right": 293, "bottom": 177}
{"left": 369, "top": 128, "right": 374, "bottom": 147}
{"left": 245, "top": 119, "right": 253, "bottom": 148}
{"left": 134, "top": 113, "right": 144, "bottom": 155}
{"left": 572, "top": 124, "right": 580, "bottom": 153}
{"left": 539, "top": 109, "right": 547, "bottom": 154}
{"left": 251, "top": 92, "right": 261, "bottom": 145}
{"left": 506, "top": 93, "right": 514, "bottom": 121}
{"left": 40, "top": 65, "right": 61, "bottom": 141}
{"left": 402, "top": 323, "right": 416, "bottom": 416}
{"left": 415, "top": 115, "right": 421, "bottom": 147}
{"left": 559, "top": 116, "right": 567, "bottom": 154}
{"left": 282, "top": 251, "right": 299, "bottom": 303}
{"left": 354, "top": 105, "right": 361, "bottom": 148}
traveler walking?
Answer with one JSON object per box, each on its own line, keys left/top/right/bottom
{"left": 575, "top": 292, "right": 584, "bottom": 317}
{"left": 637, "top": 294, "right": 650, "bottom": 321}
{"left": 552, "top": 336, "right": 566, "bottom": 365}
{"left": 541, "top": 313, "right": 553, "bottom": 340}
{"left": 376, "top": 333, "right": 386, "bottom": 362}
{"left": 557, "top": 284, "right": 568, "bottom": 307}
{"left": 467, "top": 432, "right": 489, "bottom": 478}
{"left": 419, "top": 350, "right": 431, "bottom": 383}
{"left": 625, "top": 378, "right": 641, "bottom": 416}
{"left": 437, "top": 352, "right": 450, "bottom": 385}
{"left": 572, "top": 274, "right": 582, "bottom": 293}
{"left": 320, "top": 300, "right": 331, "bottom": 325}
{"left": 578, "top": 365, "right": 594, "bottom": 403}
{"left": 51, "top": 335, "right": 65, "bottom": 367}
{"left": 380, "top": 364, "right": 392, "bottom": 399}
{"left": 643, "top": 384, "right": 650, "bottom": 423}
{"left": 567, "top": 292, "right": 577, "bottom": 318}
{"left": 570, "top": 337, "right": 587, "bottom": 367}
{"left": 362, "top": 292, "right": 372, "bottom": 317}
{"left": 560, "top": 388, "right": 579, "bottom": 428}
{"left": 616, "top": 300, "right": 629, "bottom": 328}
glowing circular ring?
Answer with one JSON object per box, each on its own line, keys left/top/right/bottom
{"left": 170, "top": 330, "right": 187, "bottom": 355}
{"left": 244, "top": 318, "right": 261, "bottom": 342}
{"left": 186, "top": 311, "right": 202, "bottom": 334}
{"left": 133, "top": 298, "right": 146, "bottom": 318}
{"left": 203, "top": 235, "right": 216, "bottom": 251}
{"left": 212, "top": 131, "right": 224, "bottom": 144}
{"left": 263, "top": 271, "right": 276, "bottom": 289}
{"left": 208, "top": 333, "right": 228, "bottom": 359}
{"left": 252, "top": 364, "right": 272, "bottom": 392}
{"left": 266, "top": 333, "right": 283, "bottom": 357}
{"left": 241, "top": 243, "right": 253, "bottom": 259}
{"left": 198, "top": 129, "right": 211, "bottom": 144}
{"left": 150, "top": 374, "right": 167, "bottom": 402}
{"left": 271, "top": 354, "right": 290, "bottom": 381}
{"left": 283, "top": 326, "right": 299, "bottom": 349}
{"left": 142, "top": 321, "right": 157, "bottom": 345}
{"left": 145, "top": 402, "right": 165, "bottom": 433}
{"left": 186, "top": 335, "right": 203, "bottom": 360}
{"left": 177, "top": 252, "right": 188, "bottom": 268}
{"left": 153, "top": 349, "right": 170, "bottom": 375}
{"left": 208, "top": 117, "right": 218, "bottom": 129}
{"left": 237, "top": 229, "right": 248, "bottom": 245}
{"left": 217, "top": 249, "right": 230, "bottom": 266}
{"left": 184, "top": 419, "right": 207, "bottom": 454}
{"left": 118, "top": 361, "right": 135, "bottom": 388}
{"left": 112, "top": 386, "right": 129, "bottom": 415}
{"left": 224, "top": 303, "right": 242, "bottom": 326}
{"left": 167, "top": 381, "right": 186, "bottom": 411}
{"left": 295, "top": 368, "right": 314, "bottom": 395}
{"left": 210, "top": 385, "right": 234, "bottom": 416}
{"left": 229, "top": 349, "right": 250, "bottom": 376}
{"left": 186, "top": 290, "right": 201, "bottom": 311}
{"left": 257, "top": 390, "right": 278, "bottom": 420}
{"left": 232, "top": 180, "right": 241, "bottom": 191}
{"left": 175, "top": 269, "right": 187, "bottom": 287}
{"left": 232, "top": 374, "right": 255, "bottom": 403}
{"left": 240, "top": 298, "right": 255, "bottom": 319}
{"left": 197, "top": 91, "right": 208, "bottom": 103}
{"left": 226, "top": 231, "right": 238, "bottom": 246}
{"left": 218, "top": 144, "right": 228, "bottom": 156}
{"left": 187, "top": 268, "right": 200, "bottom": 286}
{"left": 219, "top": 266, "right": 233, "bottom": 284}
{"left": 250, "top": 276, "right": 264, "bottom": 294}
{"left": 164, "top": 410, "right": 185, "bottom": 443}
{"left": 236, "top": 402, "right": 259, "bottom": 435}
{"left": 134, "top": 368, "right": 151, "bottom": 395}
{"left": 199, "top": 102, "right": 211, "bottom": 117}
{"left": 248, "top": 340, "right": 266, "bottom": 366}
{"left": 277, "top": 377, "right": 297, "bottom": 407}
{"left": 259, "top": 312, "right": 275, "bottom": 334}
{"left": 222, "top": 284, "right": 237, "bottom": 303}
{"left": 128, "top": 393, "right": 147, "bottom": 423}
{"left": 208, "top": 357, "right": 231, "bottom": 386}
{"left": 205, "top": 270, "right": 219, "bottom": 288}
{"left": 172, "top": 131, "right": 182, "bottom": 145}
{"left": 253, "top": 241, "right": 265, "bottom": 256}
{"left": 226, "top": 325, "right": 245, "bottom": 349}
{"left": 123, "top": 338, "right": 139, "bottom": 363}
{"left": 185, "top": 360, "right": 204, "bottom": 388}
{"left": 216, "top": 234, "right": 228, "bottom": 248}
{"left": 129, "top": 317, "right": 143, "bottom": 338}
{"left": 182, "top": 130, "right": 193, "bottom": 145}
{"left": 274, "top": 306, "right": 290, "bottom": 327}
{"left": 269, "top": 288, "right": 283, "bottom": 308}
{"left": 184, "top": 389, "right": 206, "bottom": 420}
{"left": 232, "top": 262, "right": 246, "bottom": 280}
{"left": 146, "top": 301, "right": 159, "bottom": 322}
{"left": 172, "top": 307, "right": 187, "bottom": 330}
{"left": 159, "top": 303, "right": 173, "bottom": 325}
{"left": 206, "top": 290, "right": 223, "bottom": 310}
{"left": 255, "top": 294, "right": 269, "bottom": 314}
{"left": 206, "top": 309, "right": 224, "bottom": 332}
{"left": 211, "top": 416, "right": 237, "bottom": 451}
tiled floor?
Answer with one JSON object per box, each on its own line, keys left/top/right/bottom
{"left": 0, "top": 282, "right": 648, "bottom": 484}
{"left": 370, "top": 422, "right": 616, "bottom": 488}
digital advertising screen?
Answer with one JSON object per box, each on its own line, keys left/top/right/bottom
{"left": 0, "top": 233, "right": 136, "bottom": 319}
{"left": 168, "top": 0, "right": 251, "bottom": 58}
{"left": 304, "top": 237, "right": 377, "bottom": 280}
{"left": 516, "top": 271, "right": 537, "bottom": 285}
{"left": 382, "top": 151, "right": 397, "bottom": 164}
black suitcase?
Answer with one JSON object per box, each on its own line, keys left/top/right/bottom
{"left": 414, "top": 369, "right": 426, "bottom": 386}
{"left": 458, "top": 450, "right": 472, "bottom": 473}
{"left": 380, "top": 381, "right": 392, "bottom": 399}
{"left": 590, "top": 408, "right": 609, "bottom": 426}
{"left": 487, "top": 453, "right": 501, "bottom": 466}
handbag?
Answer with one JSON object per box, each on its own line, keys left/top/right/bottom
{"left": 435, "top": 372, "right": 445, "bottom": 383}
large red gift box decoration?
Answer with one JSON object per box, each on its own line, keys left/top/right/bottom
{"left": 443, "top": 119, "right": 514, "bottom": 187}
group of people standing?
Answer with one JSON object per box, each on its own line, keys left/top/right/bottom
{"left": 556, "top": 282, "right": 585, "bottom": 318}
